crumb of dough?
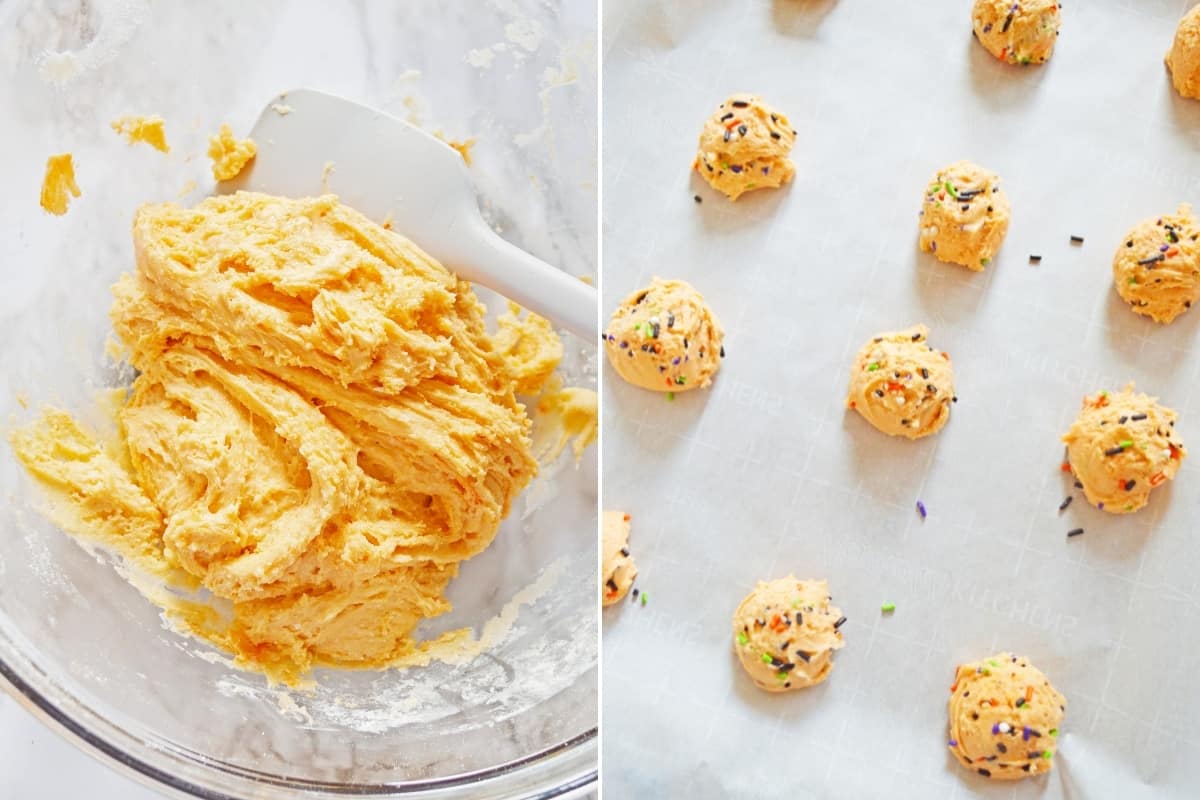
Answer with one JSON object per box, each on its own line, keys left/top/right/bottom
{"left": 8, "top": 191, "right": 538, "bottom": 685}
{"left": 321, "top": 160, "right": 335, "bottom": 192}
{"left": 434, "top": 131, "right": 477, "bottom": 165}
{"left": 601, "top": 511, "right": 636, "bottom": 606}
{"left": 271, "top": 103, "right": 293, "bottom": 116}
{"left": 534, "top": 380, "right": 597, "bottom": 464}
{"left": 206, "top": 123, "right": 257, "bottom": 181}
{"left": 177, "top": 179, "right": 197, "bottom": 199}
{"left": 40, "top": 153, "right": 81, "bottom": 215}
{"left": 111, "top": 115, "right": 170, "bottom": 153}
{"left": 494, "top": 301, "right": 564, "bottom": 395}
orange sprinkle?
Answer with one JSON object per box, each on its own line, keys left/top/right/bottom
{"left": 849, "top": 400, "right": 857, "bottom": 409}
{"left": 623, "top": 513, "right": 631, "bottom": 521}
{"left": 950, "top": 681, "right": 959, "bottom": 693}
{"left": 1150, "top": 472, "right": 1166, "bottom": 487}
{"left": 1170, "top": 445, "right": 1182, "bottom": 460}
{"left": 999, "top": 47, "right": 1008, "bottom": 60}
{"left": 886, "top": 381, "right": 905, "bottom": 392}
{"left": 941, "top": 351, "right": 950, "bottom": 360}
{"left": 725, "top": 117, "right": 741, "bottom": 131}
{"left": 1025, "top": 685, "right": 1034, "bottom": 704}
{"left": 1060, "top": 462, "right": 1072, "bottom": 473}
{"left": 989, "top": 698, "right": 998, "bottom": 707}
{"left": 1167, "top": 247, "right": 1180, "bottom": 257}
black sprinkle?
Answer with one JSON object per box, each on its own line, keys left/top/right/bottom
{"left": 1125, "top": 479, "right": 1137, "bottom": 491}
{"left": 1068, "top": 528, "right": 1085, "bottom": 538}
{"left": 720, "top": 112, "right": 734, "bottom": 121}
{"left": 1016, "top": 697, "right": 1025, "bottom": 708}
{"left": 731, "top": 100, "right": 749, "bottom": 108}
{"left": 737, "top": 125, "right": 748, "bottom": 137}
{"left": 1138, "top": 254, "right": 1165, "bottom": 266}
{"left": 912, "top": 332, "right": 923, "bottom": 341}
{"left": 1058, "top": 496, "right": 1072, "bottom": 512}
{"left": 693, "top": 195, "right": 702, "bottom": 204}
{"left": 1074, "top": 480, "right": 1083, "bottom": 489}
{"left": 1119, "top": 415, "right": 1128, "bottom": 424}
{"left": 635, "top": 291, "right": 648, "bottom": 304}
{"left": 795, "top": 651, "right": 811, "bottom": 662}
{"left": 606, "top": 578, "right": 618, "bottom": 591}
{"left": 1070, "top": 235, "right": 1084, "bottom": 244}
{"left": 1104, "top": 446, "right": 1124, "bottom": 456}
{"left": 1022, "top": 764, "right": 1031, "bottom": 772}
{"left": 776, "top": 661, "right": 796, "bottom": 673}
{"left": 683, "top": 337, "right": 689, "bottom": 349}
{"left": 632, "top": 588, "right": 639, "bottom": 598}
{"left": 719, "top": 345, "right": 726, "bottom": 358}
{"left": 920, "top": 367, "right": 929, "bottom": 379}
{"left": 723, "top": 130, "right": 731, "bottom": 142}
{"left": 997, "top": 743, "right": 1008, "bottom": 754}
{"left": 620, "top": 547, "right": 630, "bottom": 556}
{"left": 1029, "top": 255, "right": 1042, "bottom": 264}
{"left": 978, "top": 768, "right": 992, "bottom": 777}
{"left": 1130, "top": 413, "right": 1148, "bottom": 421}
{"left": 770, "top": 131, "right": 781, "bottom": 140}
{"left": 834, "top": 616, "right": 847, "bottom": 629}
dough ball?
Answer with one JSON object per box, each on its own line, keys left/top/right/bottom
{"left": 1112, "top": 204, "right": 1200, "bottom": 324}
{"left": 972, "top": 0, "right": 1061, "bottom": 65}
{"left": 693, "top": 94, "right": 797, "bottom": 201}
{"left": 603, "top": 278, "right": 725, "bottom": 392}
{"left": 731, "top": 576, "right": 845, "bottom": 692}
{"left": 1167, "top": 5, "right": 1200, "bottom": 99}
{"left": 948, "top": 653, "right": 1066, "bottom": 780}
{"left": 918, "top": 161, "right": 1011, "bottom": 270}
{"left": 1062, "top": 384, "right": 1186, "bottom": 514}
{"left": 846, "top": 324, "right": 955, "bottom": 440}
{"left": 602, "top": 510, "right": 637, "bottom": 607}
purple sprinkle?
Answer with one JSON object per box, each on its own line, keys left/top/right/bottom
{"left": 983, "top": 22, "right": 993, "bottom": 33}
{"left": 916, "top": 500, "right": 927, "bottom": 519}
{"left": 1098, "top": 502, "right": 1105, "bottom": 510}
{"left": 672, "top": 357, "right": 681, "bottom": 365}
{"left": 762, "top": 167, "right": 770, "bottom": 175}
{"left": 619, "top": 341, "right": 628, "bottom": 349}
{"left": 1161, "top": 244, "right": 1170, "bottom": 252}
{"left": 948, "top": 740, "right": 958, "bottom": 747}
{"left": 992, "top": 723, "right": 1000, "bottom": 735}
{"left": 931, "top": 241, "right": 938, "bottom": 252}
{"left": 730, "top": 165, "right": 743, "bottom": 174}
{"left": 1023, "top": 727, "right": 1032, "bottom": 741}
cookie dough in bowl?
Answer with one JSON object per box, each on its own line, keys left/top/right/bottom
{"left": 1062, "top": 385, "right": 1185, "bottom": 514}
{"left": 972, "top": 0, "right": 1061, "bottom": 65}
{"left": 603, "top": 277, "right": 725, "bottom": 392}
{"left": 731, "top": 576, "right": 845, "bottom": 692}
{"left": 602, "top": 510, "right": 637, "bottom": 606}
{"left": 9, "top": 191, "right": 543, "bottom": 684}
{"left": 948, "top": 653, "right": 1066, "bottom": 780}
{"left": 692, "top": 93, "right": 797, "bottom": 201}
{"left": 846, "top": 324, "right": 955, "bottom": 439}
{"left": 1166, "top": 5, "right": 1200, "bottom": 99}
{"left": 919, "top": 160, "right": 1010, "bottom": 270}
{"left": 1112, "top": 204, "right": 1200, "bottom": 324}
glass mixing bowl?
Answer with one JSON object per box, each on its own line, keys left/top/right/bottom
{"left": 0, "top": 1, "right": 597, "bottom": 796}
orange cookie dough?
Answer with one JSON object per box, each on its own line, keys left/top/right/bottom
{"left": 692, "top": 94, "right": 797, "bottom": 201}
{"left": 601, "top": 511, "right": 636, "bottom": 606}
{"left": 1112, "top": 204, "right": 1200, "bottom": 324}
{"left": 603, "top": 278, "right": 725, "bottom": 392}
{"left": 972, "top": 0, "right": 1061, "bottom": 65}
{"left": 208, "top": 123, "right": 257, "bottom": 181}
{"left": 111, "top": 115, "right": 170, "bottom": 153}
{"left": 1062, "top": 385, "right": 1185, "bottom": 514}
{"left": 39, "top": 153, "right": 80, "bottom": 215}
{"left": 10, "top": 191, "right": 539, "bottom": 683}
{"left": 846, "top": 325, "right": 955, "bottom": 439}
{"left": 919, "top": 161, "right": 1010, "bottom": 270}
{"left": 948, "top": 653, "right": 1066, "bottom": 780}
{"left": 732, "top": 576, "right": 845, "bottom": 692}
{"left": 1167, "top": 5, "right": 1200, "bottom": 99}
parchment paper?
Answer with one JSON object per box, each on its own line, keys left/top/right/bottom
{"left": 601, "top": 1, "right": 1200, "bottom": 797}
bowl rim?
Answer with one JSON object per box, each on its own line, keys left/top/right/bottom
{"left": 0, "top": 639, "right": 597, "bottom": 798}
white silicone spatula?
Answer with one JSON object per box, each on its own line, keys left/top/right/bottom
{"left": 219, "top": 88, "right": 596, "bottom": 341}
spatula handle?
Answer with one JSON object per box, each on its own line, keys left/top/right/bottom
{"left": 457, "top": 218, "right": 597, "bottom": 341}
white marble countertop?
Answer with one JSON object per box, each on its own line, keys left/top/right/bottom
{"left": 0, "top": 0, "right": 595, "bottom": 796}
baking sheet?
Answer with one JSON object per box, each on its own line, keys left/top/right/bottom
{"left": 601, "top": 1, "right": 1200, "bottom": 797}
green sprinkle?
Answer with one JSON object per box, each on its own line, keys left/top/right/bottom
{"left": 737, "top": 632, "right": 748, "bottom": 646}
{"left": 791, "top": 598, "right": 803, "bottom": 608}
{"left": 675, "top": 375, "right": 686, "bottom": 386}
{"left": 1020, "top": 56, "right": 1032, "bottom": 64}
{"left": 981, "top": 257, "right": 990, "bottom": 266}
{"left": 1129, "top": 278, "right": 1138, "bottom": 285}
{"left": 982, "top": 669, "right": 991, "bottom": 676}
{"left": 867, "top": 363, "right": 880, "bottom": 371}
{"left": 721, "top": 162, "right": 730, "bottom": 170}
{"left": 987, "top": 659, "right": 999, "bottom": 668}
{"left": 641, "top": 592, "right": 647, "bottom": 607}
{"left": 1126, "top": 503, "right": 1134, "bottom": 510}
{"left": 1101, "top": 391, "right": 1109, "bottom": 398}
{"left": 1049, "top": 728, "right": 1058, "bottom": 737}
{"left": 666, "top": 392, "right": 675, "bottom": 401}
{"left": 776, "top": 671, "right": 788, "bottom": 681}
{"left": 1119, "top": 440, "right": 1133, "bottom": 449}
{"left": 944, "top": 181, "right": 959, "bottom": 199}
{"left": 746, "top": 183, "right": 757, "bottom": 189}
{"left": 761, "top": 653, "right": 773, "bottom": 664}
{"left": 1043, "top": 750, "right": 1053, "bottom": 760}
{"left": 881, "top": 602, "right": 896, "bottom": 613}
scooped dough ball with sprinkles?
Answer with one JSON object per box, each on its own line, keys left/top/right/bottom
{"left": 602, "top": 510, "right": 636, "bottom": 607}
{"left": 693, "top": 93, "right": 797, "bottom": 201}
{"left": 1166, "top": 5, "right": 1200, "bottom": 99}
{"left": 918, "top": 160, "right": 1011, "bottom": 271}
{"left": 732, "top": 576, "right": 845, "bottom": 692}
{"left": 972, "top": 0, "right": 1061, "bottom": 65}
{"left": 602, "top": 277, "right": 725, "bottom": 392}
{"left": 1113, "top": 204, "right": 1200, "bottom": 324}
{"left": 948, "top": 653, "right": 1066, "bottom": 781}
{"left": 1062, "top": 384, "right": 1185, "bottom": 515}
{"left": 846, "top": 324, "right": 955, "bottom": 440}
